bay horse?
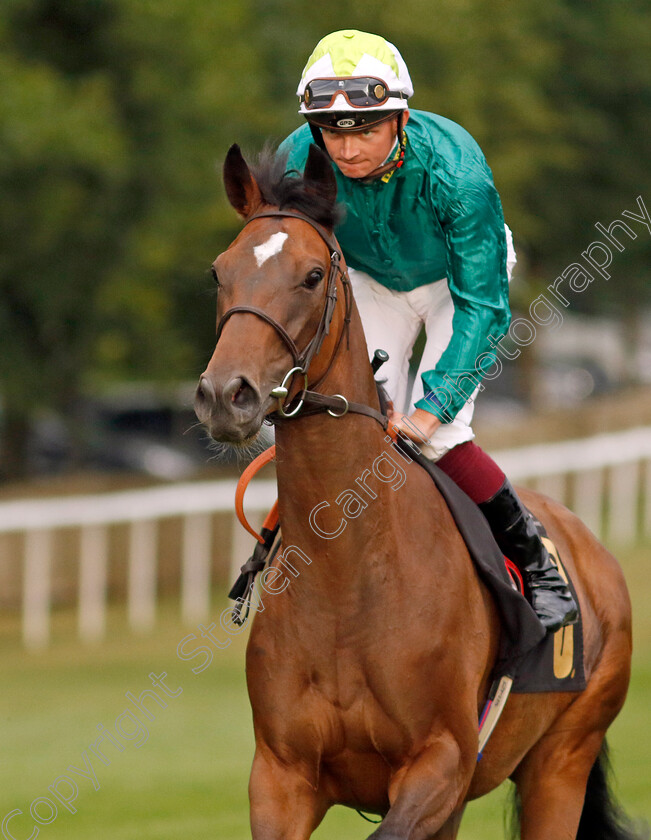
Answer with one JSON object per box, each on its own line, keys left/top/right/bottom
{"left": 194, "top": 143, "right": 637, "bottom": 840}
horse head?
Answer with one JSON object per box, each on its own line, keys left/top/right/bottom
{"left": 195, "top": 143, "right": 344, "bottom": 444}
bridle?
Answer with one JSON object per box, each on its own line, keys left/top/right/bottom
{"left": 215, "top": 209, "right": 346, "bottom": 413}
{"left": 215, "top": 208, "right": 388, "bottom": 429}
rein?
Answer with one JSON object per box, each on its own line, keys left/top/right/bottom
{"left": 215, "top": 208, "right": 388, "bottom": 430}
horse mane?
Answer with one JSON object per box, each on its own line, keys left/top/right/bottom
{"left": 250, "top": 146, "right": 343, "bottom": 230}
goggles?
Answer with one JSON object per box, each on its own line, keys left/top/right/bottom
{"left": 301, "top": 76, "right": 407, "bottom": 110}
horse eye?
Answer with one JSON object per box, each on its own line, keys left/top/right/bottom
{"left": 211, "top": 268, "right": 220, "bottom": 287}
{"left": 304, "top": 269, "right": 324, "bottom": 290}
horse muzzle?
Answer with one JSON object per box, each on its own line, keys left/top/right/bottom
{"left": 194, "top": 373, "right": 265, "bottom": 443}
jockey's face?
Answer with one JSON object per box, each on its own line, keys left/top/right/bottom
{"left": 321, "top": 111, "right": 409, "bottom": 179}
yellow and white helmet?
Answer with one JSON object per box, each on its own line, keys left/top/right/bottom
{"left": 297, "top": 30, "right": 413, "bottom": 131}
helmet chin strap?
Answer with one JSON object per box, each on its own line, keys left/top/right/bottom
{"left": 309, "top": 122, "right": 327, "bottom": 151}
{"left": 359, "top": 111, "right": 406, "bottom": 183}
{"left": 310, "top": 113, "right": 406, "bottom": 183}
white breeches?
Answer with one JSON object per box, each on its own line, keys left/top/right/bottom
{"left": 350, "top": 225, "right": 517, "bottom": 460}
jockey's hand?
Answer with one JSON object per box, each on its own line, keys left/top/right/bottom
{"left": 388, "top": 408, "right": 441, "bottom": 442}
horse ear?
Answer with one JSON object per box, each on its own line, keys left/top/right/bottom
{"left": 223, "top": 144, "right": 263, "bottom": 218}
{"left": 303, "top": 144, "right": 337, "bottom": 209}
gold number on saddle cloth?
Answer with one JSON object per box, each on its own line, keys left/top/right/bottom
{"left": 542, "top": 537, "right": 576, "bottom": 680}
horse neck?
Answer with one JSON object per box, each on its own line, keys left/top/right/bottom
{"left": 273, "top": 301, "right": 395, "bottom": 556}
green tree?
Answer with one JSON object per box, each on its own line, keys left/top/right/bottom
{"left": 0, "top": 0, "right": 262, "bottom": 477}
{"left": 526, "top": 0, "right": 651, "bottom": 316}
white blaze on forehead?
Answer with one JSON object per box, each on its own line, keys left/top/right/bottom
{"left": 253, "top": 231, "right": 289, "bottom": 267}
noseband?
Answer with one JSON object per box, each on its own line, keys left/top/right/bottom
{"left": 214, "top": 209, "right": 387, "bottom": 429}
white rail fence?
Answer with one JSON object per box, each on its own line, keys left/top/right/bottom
{"left": 2, "top": 426, "right": 651, "bottom": 650}
{"left": 496, "top": 425, "right": 651, "bottom": 544}
{"left": 0, "top": 479, "right": 276, "bottom": 651}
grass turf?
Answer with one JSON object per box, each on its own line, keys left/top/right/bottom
{"left": 0, "top": 544, "right": 649, "bottom": 839}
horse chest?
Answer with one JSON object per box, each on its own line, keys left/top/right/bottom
{"left": 253, "top": 645, "right": 421, "bottom": 767}
{"left": 285, "top": 686, "right": 410, "bottom": 769}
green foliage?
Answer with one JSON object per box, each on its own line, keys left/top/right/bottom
{"left": 0, "top": 0, "right": 251, "bottom": 474}
{"left": 525, "top": 0, "right": 651, "bottom": 311}
{"left": 1, "top": 0, "right": 650, "bottom": 474}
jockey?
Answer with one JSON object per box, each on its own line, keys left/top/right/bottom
{"left": 279, "top": 29, "right": 577, "bottom": 633}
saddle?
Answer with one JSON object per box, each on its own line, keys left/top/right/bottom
{"left": 394, "top": 437, "right": 586, "bottom": 695}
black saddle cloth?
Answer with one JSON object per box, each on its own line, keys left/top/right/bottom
{"left": 398, "top": 438, "right": 586, "bottom": 693}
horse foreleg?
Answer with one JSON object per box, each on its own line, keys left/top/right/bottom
{"left": 366, "top": 734, "right": 471, "bottom": 840}
{"left": 249, "top": 748, "right": 327, "bottom": 840}
{"left": 430, "top": 807, "right": 466, "bottom": 840}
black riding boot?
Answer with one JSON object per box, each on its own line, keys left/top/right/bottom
{"left": 479, "top": 478, "right": 578, "bottom": 633}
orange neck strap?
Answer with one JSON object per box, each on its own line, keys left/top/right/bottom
{"left": 235, "top": 445, "right": 278, "bottom": 543}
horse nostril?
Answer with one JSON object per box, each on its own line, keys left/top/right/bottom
{"left": 223, "top": 376, "right": 260, "bottom": 413}
{"left": 195, "top": 376, "right": 216, "bottom": 407}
